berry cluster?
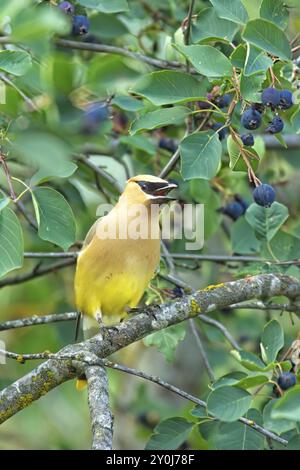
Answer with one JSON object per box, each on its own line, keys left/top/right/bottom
{"left": 58, "top": 1, "right": 90, "bottom": 36}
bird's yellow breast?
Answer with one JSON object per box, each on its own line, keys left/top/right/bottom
{"left": 75, "top": 235, "right": 160, "bottom": 325}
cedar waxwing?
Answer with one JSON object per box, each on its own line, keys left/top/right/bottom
{"left": 74, "top": 175, "right": 177, "bottom": 339}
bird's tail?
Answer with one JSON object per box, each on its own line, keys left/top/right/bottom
{"left": 76, "top": 315, "right": 100, "bottom": 391}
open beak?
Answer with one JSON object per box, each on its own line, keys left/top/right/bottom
{"left": 150, "top": 182, "right": 178, "bottom": 204}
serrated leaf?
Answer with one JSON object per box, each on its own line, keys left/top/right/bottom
{"left": 210, "top": 0, "right": 248, "bottom": 24}
{"left": 0, "top": 208, "right": 23, "bottom": 278}
{"left": 32, "top": 187, "right": 76, "bottom": 251}
{"left": 174, "top": 44, "right": 233, "bottom": 77}
{"left": 145, "top": 417, "right": 193, "bottom": 450}
{"left": 242, "top": 19, "right": 291, "bottom": 61}
{"left": 240, "top": 72, "right": 265, "bottom": 101}
{"left": 143, "top": 324, "right": 186, "bottom": 362}
{"left": 0, "top": 51, "right": 32, "bottom": 76}
{"left": 180, "top": 131, "right": 222, "bottom": 180}
{"left": 131, "top": 71, "right": 208, "bottom": 106}
{"left": 130, "top": 106, "right": 191, "bottom": 135}
{"left": 191, "top": 7, "right": 239, "bottom": 43}
{"left": 245, "top": 202, "right": 289, "bottom": 242}
{"left": 261, "top": 319, "right": 284, "bottom": 364}
{"left": 207, "top": 386, "right": 252, "bottom": 422}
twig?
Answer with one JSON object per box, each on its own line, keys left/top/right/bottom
{"left": 0, "top": 73, "right": 38, "bottom": 112}
{"left": 0, "top": 312, "right": 77, "bottom": 332}
{"left": 198, "top": 314, "right": 241, "bottom": 350}
{"left": 189, "top": 319, "right": 215, "bottom": 382}
{"left": 86, "top": 366, "right": 113, "bottom": 450}
{"left": 159, "top": 147, "right": 181, "bottom": 179}
{"left": 0, "top": 258, "right": 75, "bottom": 289}
{"left": 228, "top": 301, "right": 300, "bottom": 316}
{"left": 0, "top": 153, "right": 16, "bottom": 200}
{"left": 55, "top": 38, "right": 191, "bottom": 72}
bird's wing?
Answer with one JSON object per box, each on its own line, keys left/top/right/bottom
{"left": 82, "top": 219, "right": 99, "bottom": 249}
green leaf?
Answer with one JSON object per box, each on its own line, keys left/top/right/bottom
{"left": 0, "top": 208, "right": 23, "bottom": 278}
{"left": 272, "top": 386, "right": 300, "bottom": 422}
{"left": 131, "top": 71, "right": 208, "bottom": 106}
{"left": 260, "top": 0, "right": 289, "bottom": 30}
{"left": 213, "top": 409, "right": 264, "bottom": 450}
{"left": 263, "top": 400, "right": 296, "bottom": 435}
{"left": 77, "top": 0, "right": 129, "bottom": 13}
{"left": 240, "top": 72, "right": 265, "bottom": 101}
{"left": 262, "top": 231, "right": 300, "bottom": 262}
{"left": 230, "top": 44, "right": 247, "bottom": 68}
{"left": 190, "top": 405, "right": 208, "bottom": 419}
{"left": 212, "top": 372, "right": 247, "bottom": 389}
{"left": 145, "top": 417, "right": 193, "bottom": 450}
{"left": 143, "top": 324, "right": 186, "bottom": 362}
{"left": 180, "top": 132, "right": 222, "bottom": 180}
{"left": 242, "top": 19, "right": 291, "bottom": 61}
{"left": 231, "top": 350, "right": 270, "bottom": 371}
{"left": 0, "top": 196, "right": 11, "bottom": 212}
{"left": 31, "top": 162, "right": 77, "bottom": 186}
{"left": 174, "top": 45, "right": 233, "bottom": 77}
{"left": 12, "top": 132, "right": 72, "bottom": 181}
{"left": 287, "top": 435, "right": 300, "bottom": 450}
{"left": 130, "top": 106, "right": 191, "bottom": 135}
{"left": 227, "top": 135, "right": 259, "bottom": 172}
{"left": 210, "top": 0, "right": 249, "bottom": 24}
{"left": 120, "top": 135, "right": 156, "bottom": 155}
{"left": 112, "top": 95, "right": 144, "bottom": 112}
{"left": 244, "top": 45, "right": 273, "bottom": 76}
{"left": 245, "top": 202, "right": 289, "bottom": 242}
{"left": 191, "top": 8, "right": 239, "bottom": 43}
{"left": 32, "top": 187, "right": 76, "bottom": 251}
{"left": 235, "top": 374, "right": 269, "bottom": 389}
{"left": 207, "top": 386, "right": 252, "bottom": 422}
{"left": 231, "top": 218, "right": 261, "bottom": 254}
{"left": 0, "top": 51, "right": 32, "bottom": 76}
{"left": 90, "top": 13, "right": 128, "bottom": 39}
{"left": 260, "top": 319, "right": 284, "bottom": 364}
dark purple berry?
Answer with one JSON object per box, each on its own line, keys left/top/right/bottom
{"left": 214, "top": 93, "right": 232, "bottom": 108}
{"left": 241, "top": 134, "right": 254, "bottom": 147}
{"left": 277, "top": 372, "right": 296, "bottom": 391}
{"left": 158, "top": 138, "right": 177, "bottom": 153}
{"left": 261, "top": 87, "right": 281, "bottom": 107}
{"left": 279, "top": 89, "right": 293, "bottom": 110}
{"left": 253, "top": 184, "right": 276, "bottom": 207}
{"left": 197, "top": 101, "right": 212, "bottom": 110}
{"left": 241, "top": 108, "right": 262, "bottom": 130}
{"left": 266, "top": 116, "right": 284, "bottom": 134}
{"left": 72, "top": 15, "right": 90, "bottom": 36}
{"left": 83, "top": 102, "right": 109, "bottom": 133}
{"left": 220, "top": 201, "right": 246, "bottom": 221}
{"left": 58, "top": 1, "right": 75, "bottom": 15}
{"left": 234, "top": 194, "right": 249, "bottom": 211}
{"left": 212, "top": 122, "right": 228, "bottom": 140}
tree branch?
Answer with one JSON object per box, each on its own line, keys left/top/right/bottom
{"left": 0, "top": 312, "right": 77, "bottom": 332}
{"left": 86, "top": 365, "right": 113, "bottom": 450}
{"left": 1, "top": 274, "right": 299, "bottom": 427}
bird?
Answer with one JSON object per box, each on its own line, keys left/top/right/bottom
{"left": 74, "top": 175, "right": 177, "bottom": 388}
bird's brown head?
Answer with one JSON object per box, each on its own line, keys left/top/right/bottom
{"left": 124, "top": 175, "right": 177, "bottom": 205}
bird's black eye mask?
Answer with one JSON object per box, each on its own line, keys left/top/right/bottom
{"left": 136, "top": 181, "right": 174, "bottom": 196}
